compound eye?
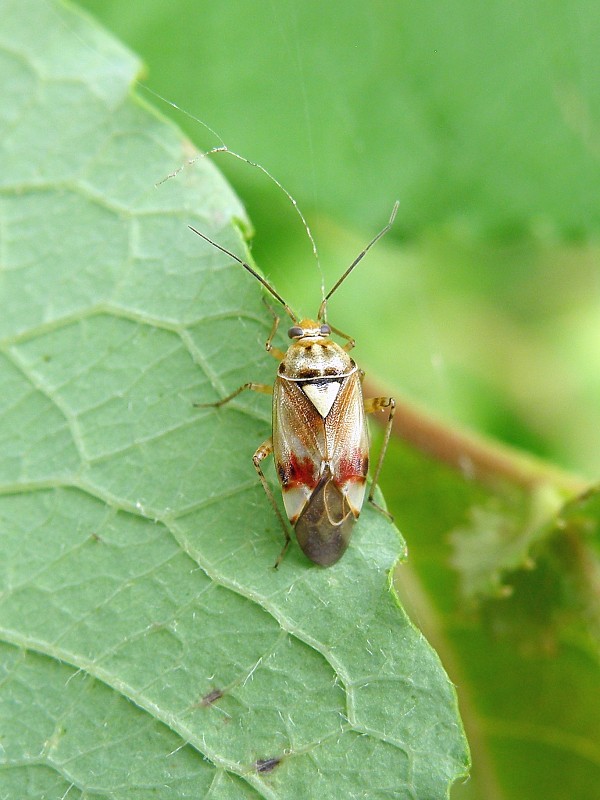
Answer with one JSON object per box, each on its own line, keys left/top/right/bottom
{"left": 319, "top": 324, "right": 331, "bottom": 336}
{"left": 288, "top": 325, "right": 304, "bottom": 339}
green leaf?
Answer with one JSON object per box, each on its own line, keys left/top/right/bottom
{"left": 379, "top": 436, "right": 600, "bottom": 800}
{"left": 0, "top": 2, "right": 468, "bottom": 798}
{"left": 450, "top": 483, "right": 565, "bottom": 599}
{"left": 59, "top": 2, "right": 600, "bottom": 798}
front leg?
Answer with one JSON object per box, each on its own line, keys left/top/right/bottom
{"left": 262, "top": 300, "right": 286, "bottom": 360}
{"left": 328, "top": 323, "right": 356, "bottom": 352}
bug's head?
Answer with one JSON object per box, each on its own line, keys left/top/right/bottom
{"left": 287, "top": 320, "right": 331, "bottom": 342}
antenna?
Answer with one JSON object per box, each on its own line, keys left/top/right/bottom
{"left": 188, "top": 225, "right": 298, "bottom": 323}
{"left": 317, "top": 201, "right": 399, "bottom": 321}
{"left": 161, "top": 145, "right": 322, "bottom": 282}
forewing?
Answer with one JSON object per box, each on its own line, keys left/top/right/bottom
{"left": 273, "top": 377, "right": 325, "bottom": 522}
{"left": 325, "top": 372, "right": 369, "bottom": 514}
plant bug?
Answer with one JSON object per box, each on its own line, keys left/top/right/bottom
{"left": 190, "top": 202, "right": 398, "bottom": 567}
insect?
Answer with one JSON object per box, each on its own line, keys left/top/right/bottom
{"left": 190, "top": 201, "right": 398, "bottom": 567}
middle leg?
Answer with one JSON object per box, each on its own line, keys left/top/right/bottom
{"left": 364, "top": 395, "right": 396, "bottom": 517}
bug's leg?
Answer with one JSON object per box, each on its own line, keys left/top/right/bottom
{"left": 328, "top": 323, "right": 356, "bottom": 352}
{"left": 195, "top": 382, "right": 272, "bottom": 408}
{"left": 364, "top": 395, "right": 396, "bottom": 519}
{"left": 252, "top": 437, "right": 292, "bottom": 568}
{"left": 262, "top": 298, "right": 286, "bottom": 360}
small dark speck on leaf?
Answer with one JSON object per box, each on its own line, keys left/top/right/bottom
{"left": 255, "top": 757, "right": 281, "bottom": 773}
{"left": 201, "top": 688, "right": 223, "bottom": 706}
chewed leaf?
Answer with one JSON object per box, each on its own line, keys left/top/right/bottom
{"left": 0, "top": 1, "right": 469, "bottom": 798}
{"left": 450, "top": 483, "right": 566, "bottom": 599}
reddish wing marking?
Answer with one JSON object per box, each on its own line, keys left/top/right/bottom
{"left": 277, "top": 453, "right": 320, "bottom": 490}
{"left": 335, "top": 451, "right": 369, "bottom": 485}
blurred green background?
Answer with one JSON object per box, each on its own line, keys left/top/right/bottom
{"left": 76, "top": 0, "right": 600, "bottom": 480}
{"left": 71, "top": 2, "right": 600, "bottom": 798}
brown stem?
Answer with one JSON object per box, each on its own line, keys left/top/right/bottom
{"left": 364, "top": 378, "right": 589, "bottom": 498}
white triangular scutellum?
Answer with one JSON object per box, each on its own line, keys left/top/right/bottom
{"left": 301, "top": 381, "right": 341, "bottom": 417}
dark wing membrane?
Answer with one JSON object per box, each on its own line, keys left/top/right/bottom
{"left": 294, "top": 465, "right": 355, "bottom": 566}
